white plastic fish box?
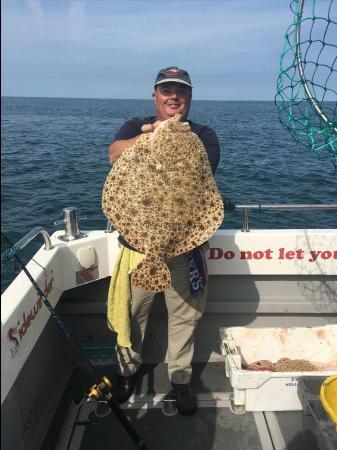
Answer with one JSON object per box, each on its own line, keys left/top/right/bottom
{"left": 219, "top": 325, "right": 337, "bottom": 412}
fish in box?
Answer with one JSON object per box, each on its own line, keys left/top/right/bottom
{"left": 220, "top": 325, "right": 337, "bottom": 412}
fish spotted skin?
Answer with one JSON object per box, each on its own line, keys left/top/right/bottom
{"left": 102, "top": 114, "right": 224, "bottom": 292}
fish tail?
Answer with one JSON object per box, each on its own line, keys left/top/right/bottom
{"left": 131, "top": 255, "right": 171, "bottom": 292}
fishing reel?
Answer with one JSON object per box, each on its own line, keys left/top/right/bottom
{"left": 85, "top": 376, "right": 113, "bottom": 401}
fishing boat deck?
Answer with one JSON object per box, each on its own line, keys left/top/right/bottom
{"left": 42, "top": 361, "right": 319, "bottom": 450}
{"left": 2, "top": 227, "right": 336, "bottom": 450}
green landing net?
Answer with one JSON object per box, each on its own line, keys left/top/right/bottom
{"left": 275, "top": 0, "right": 337, "bottom": 166}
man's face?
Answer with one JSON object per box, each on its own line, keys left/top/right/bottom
{"left": 153, "top": 82, "right": 192, "bottom": 121}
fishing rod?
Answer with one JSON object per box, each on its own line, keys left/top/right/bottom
{"left": 1, "top": 231, "right": 148, "bottom": 450}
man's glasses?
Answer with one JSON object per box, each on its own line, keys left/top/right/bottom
{"left": 157, "top": 84, "right": 191, "bottom": 97}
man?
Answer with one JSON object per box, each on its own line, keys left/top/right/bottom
{"left": 109, "top": 66, "right": 220, "bottom": 415}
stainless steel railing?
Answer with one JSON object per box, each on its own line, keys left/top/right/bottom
{"left": 14, "top": 226, "right": 53, "bottom": 250}
{"left": 236, "top": 204, "right": 337, "bottom": 232}
{"left": 1, "top": 226, "right": 53, "bottom": 264}
{"left": 105, "top": 203, "right": 337, "bottom": 234}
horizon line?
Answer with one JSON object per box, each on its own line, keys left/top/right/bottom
{"left": 1, "top": 95, "right": 278, "bottom": 102}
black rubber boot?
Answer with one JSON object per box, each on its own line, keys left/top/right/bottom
{"left": 171, "top": 383, "right": 198, "bottom": 416}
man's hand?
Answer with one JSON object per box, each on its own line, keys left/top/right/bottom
{"left": 141, "top": 121, "right": 162, "bottom": 133}
{"left": 109, "top": 121, "right": 162, "bottom": 164}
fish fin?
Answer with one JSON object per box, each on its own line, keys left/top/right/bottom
{"left": 131, "top": 256, "right": 171, "bottom": 292}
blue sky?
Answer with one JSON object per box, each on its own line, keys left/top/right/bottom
{"left": 0, "top": 0, "right": 313, "bottom": 100}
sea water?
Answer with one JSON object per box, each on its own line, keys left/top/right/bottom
{"left": 1, "top": 96, "right": 337, "bottom": 291}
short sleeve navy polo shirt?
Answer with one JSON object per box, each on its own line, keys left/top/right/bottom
{"left": 113, "top": 116, "right": 220, "bottom": 174}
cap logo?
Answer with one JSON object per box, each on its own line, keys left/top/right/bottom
{"left": 165, "top": 69, "right": 185, "bottom": 77}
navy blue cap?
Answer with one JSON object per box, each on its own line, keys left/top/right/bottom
{"left": 155, "top": 66, "right": 192, "bottom": 88}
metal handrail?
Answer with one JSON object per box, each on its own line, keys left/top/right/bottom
{"left": 1, "top": 226, "right": 52, "bottom": 264}
{"left": 105, "top": 222, "right": 114, "bottom": 233}
{"left": 235, "top": 204, "right": 337, "bottom": 232}
{"left": 105, "top": 203, "right": 337, "bottom": 235}
{"left": 15, "top": 226, "right": 53, "bottom": 251}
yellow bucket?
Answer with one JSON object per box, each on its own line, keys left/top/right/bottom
{"left": 320, "top": 375, "right": 337, "bottom": 432}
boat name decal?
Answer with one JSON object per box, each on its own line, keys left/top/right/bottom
{"left": 7, "top": 276, "right": 54, "bottom": 359}
{"left": 208, "top": 247, "right": 337, "bottom": 262}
